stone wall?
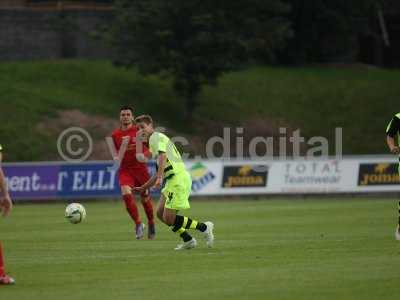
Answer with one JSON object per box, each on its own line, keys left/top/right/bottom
{"left": 0, "top": 9, "right": 113, "bottom": 60}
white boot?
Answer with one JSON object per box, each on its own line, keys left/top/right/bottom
{"left": 203, "top": 221, "right": 215, "bottom": 248}
{"left": 174, "top": 238, "right": 197, "bottom": 250}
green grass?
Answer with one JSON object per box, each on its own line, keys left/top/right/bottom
{"left": 200, "top": 66, "right": 400, "bottom": 154}
{"left": 0, "top": 60, "right": 399, "bottom": 160}
{"left": 1, "top": 198, "right": 400, "bottom": 300}
{"left": 0, "top": 60, "right": 179, "bottom": 161}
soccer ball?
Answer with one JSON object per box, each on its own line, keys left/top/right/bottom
{"left": 65, "top": 203, "right": 86, "bottom": 224}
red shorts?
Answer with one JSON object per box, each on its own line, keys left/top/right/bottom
{"left": 118, "top": 168, "right": 151, "bottom": 197}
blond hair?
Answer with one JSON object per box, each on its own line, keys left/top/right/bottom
{"left": 135, "top": 114, "right": 153, "bottom": 125}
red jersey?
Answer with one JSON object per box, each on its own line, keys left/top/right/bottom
{"left": 111, "top": 125, "right": 149, "bottom": 170}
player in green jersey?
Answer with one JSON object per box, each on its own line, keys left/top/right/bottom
{"left": 386, "top": 112, "right": 400, "bottom": 240}
{"left": 134, "top": 115, "right": 214, "bottom": 250}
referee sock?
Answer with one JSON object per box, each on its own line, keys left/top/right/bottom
{"left": 172, "top": 215, "right": 207, "bottom": 233}
{"left": 0, "top": 243, "right": 5, "bottom": 277}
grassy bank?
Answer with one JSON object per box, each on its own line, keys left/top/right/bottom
{"left": 0, "top": 60, "right": 398, "bottom": 160}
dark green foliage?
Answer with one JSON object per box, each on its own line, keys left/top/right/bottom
{"left": 109, "top": 0, "right": 292, "bottom": 120}
{"left": 281, "top": 0, "right": 383, "bottom": 63}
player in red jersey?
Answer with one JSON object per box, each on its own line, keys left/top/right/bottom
{"left": 111, "top": 106, "right": 155, "bottom": 239}
{"left": 0, "top": 144, "right": 15, "bottom": 285}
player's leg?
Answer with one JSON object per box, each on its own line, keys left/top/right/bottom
{"left": 121, "top": 185, "right": 141, "bottom": 225}
{"left": 0, "top": 242, "right": 15, "bottom": 285}
{"left": 396, "top": 200, "right": 400, "bottom": 240}
{"left": 396, "top": 165, "right": 400, "bottom": 240}
{"left": 140, "top": 192, "right": 154, "bottom": 226}
{"left": 165, "top": 173, "right": 214, "bottom": 247}
{"left": 0, "top": 242, "right": 4, "bottom": 276}
{"left": 167, "top": 210, "right": 214, "bottom": 248}
{"left": 121, "top": 185, "right": 145, "bottom": 239}
{"left": 156, "top": 194, "right": 167, "bottom": 224}
{"left": 140, "top": 190, "right": 155, "bottom": 239}
{"left": 135, "top": 170, "right": 155, "bottom": 239}
{"left": 163, "top": 207, "right": 197, "bottom": 250}
{"left": 120, "top": 169, "right": 145, "bottom": 239}
{"left": 157, "top": 193, "right": 195, "bottom": 249}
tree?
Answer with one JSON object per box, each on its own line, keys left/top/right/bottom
{"left": 281, "top": 0, "right": 383, "bottom": 64}
{"left": 109, "top": 0, "right": 292, "bottom": 122}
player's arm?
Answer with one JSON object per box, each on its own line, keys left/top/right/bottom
{"left": 111, "top": 133, "right": 120, "bottom": 161}
{"left": 135, "top": 137, "right": 151, "bottom": 163}
{"left": 387, "top": 136, "right": 399, "bottom": 154}
{"left": 133, "top": 151, "right": 166, "bottom": 192}
{"left": 0, "top": 149, "right": 12, "bottom": 217}
{"left": 154, "top": 151, "right": 166, "bottom": 188}
{"left": 133, "top": 174, "right": 158, "bottom": 192}
{"left": 110, "top": 133, "right": 130, "bottom": 165}
{"left": 386, "top": 116, "right": 400, "bottom": 154}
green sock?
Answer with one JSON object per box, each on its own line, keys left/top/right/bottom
{"left": 175, "top": 215, "right": 207, "bottom": 232}
{"left": 171, "top": 216, "right": 193, "bottom": 242}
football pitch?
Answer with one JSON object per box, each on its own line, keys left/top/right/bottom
{"left": 1, "top": 198, "right": 399, "bottom": 300}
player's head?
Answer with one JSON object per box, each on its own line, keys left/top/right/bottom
{"left": 120, "top": 105, "right": 134, "bottom": 126}
{"left": 135, "top": 114, "right": 154, "bottom": 137}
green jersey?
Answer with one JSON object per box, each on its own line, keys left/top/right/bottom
{"left": 149, "top": 132, "right": 186, "bottom": 179}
